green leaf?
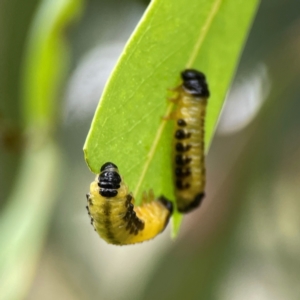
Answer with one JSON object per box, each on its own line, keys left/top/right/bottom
{"left": 84, "top": 0, "right": 259, "bottom": 233}
{"left": 22, "top": 0, "right": 83, "bottom": 130}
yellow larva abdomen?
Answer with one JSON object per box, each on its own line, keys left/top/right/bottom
{"left": 86, "top": 162, "right": 173, "bottom": 245}
{"left": 171, "top": 69, "right": 209, "bottom": 213}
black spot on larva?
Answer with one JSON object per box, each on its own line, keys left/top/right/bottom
{"left": 86, "top": 194, "right": 90, "bottom": 200}
{"left": 125, "top": 194, "right": 132, "bottom": 207}
{"left": 185, "top": 168, "right": 191, "bottom": 176}
{"left": 175, "top": 155, "right": 191, "bottom": 165}
{"left": 175, "top": 168, "right": 183, "bottom": 177}
{"left": 100, "top": 162, "right": 118, "bottom": 172}
{"left": 176, "top": 143, "right": 191, "bottom": 152}
{"left": 194, "top": 193, "right": 205, "bottom": 205}
{"left": 185, "top": 157, "right": 192, "bottom": 164}
{"left": 185, "top": 144, "right": 191, "bottom": 151}
{"left": 181, "top": 69, "right": 210, "bottom": 98}
{"left": 175, "top": 129, "right": 189, "bottom": 140}
{"left": 175, "top": 155, "right": 184, "bottom": 165}
{"left": 99, "top": 188, "right": 118, "bottom": 198}
{"left": 123, "top": 199, "right": 145, "bottom": 235}
{"left": 175, "top": 167, "right": 191, "bottom": 177}
{"left": 176, "top": 180, "right": 190, "bottom": 190}
{"left": 179, "top": 193, "right": 205, "bottom": 213}
{"left": 177, "top": 119, "right": 187, "bottom": 127}
{"left": 126, "top": 221, "right": 132, "bottom": 230}
{"left": 138, "top": 221, "right": 145, "bottom": 230}
{"left": 176, "top": 143, "right": 185, "bottom": 152}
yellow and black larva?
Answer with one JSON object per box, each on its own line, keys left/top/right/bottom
{"left": 169, "top": 69, "right": 210, "bottom": 213}
{"left": 86, "top": 162, "right": 173, "bottom": 245}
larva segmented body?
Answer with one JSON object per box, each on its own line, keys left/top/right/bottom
{"left": 86, "top": 162, "right": 173, "bottom": 245}
{"left": 170, "top": 69, "right": 210, "bottom": 213}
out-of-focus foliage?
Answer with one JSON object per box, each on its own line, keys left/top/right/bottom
{"left": 22, "top": 0, "right": 83, "bottom": 129}
{"left": 0, "top": 0, "right": 82, "bottom": 299}
{"left": 1, "top": 0, "right": 300, "bottom": 300}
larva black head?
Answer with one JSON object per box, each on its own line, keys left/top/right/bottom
{"left": 100, "top": 162, "right": 118, "bottom": 172}
{"left": 181, "top": 69, "right": 210, "bottom": 98}
{"left": 98, "top": 162, "right": 121, "bottom": 198}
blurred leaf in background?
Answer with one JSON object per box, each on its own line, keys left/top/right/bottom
{"left": 0, "top": 0, "right": 82, "bottom": 299}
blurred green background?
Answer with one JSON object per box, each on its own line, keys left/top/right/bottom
{"left": 1, "top": 0, "right": 300, "bottom": 299}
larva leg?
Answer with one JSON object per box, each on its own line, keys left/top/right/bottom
{"left": 167, "top": 85, "right": 181, "bottom": 92}
{"left": 141, "top": 191, "right": 148, "bottom": 204}
{"left": 167, "top": 96, "right": 180, "bottom": 103}
{"left": 167, "top": 86, "right": 181, "bottom": 103}
{"left": 86, "top": 193, "right": 93, "bottom": 205}
{"left": 128, "top": 192, "right": 135, "bottom": 204}
{"left": 162, "top": 111, "right": 177, "bottom": 120}
{"left": 148, "top": 189, "right": 155, "bottom": 202}
{"left": 140, "top": 189, "right": 155, "bottom": 204}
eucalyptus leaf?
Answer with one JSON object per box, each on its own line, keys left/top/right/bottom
{"left": 84, "top": 0, "right": 259, "bottom": 233}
